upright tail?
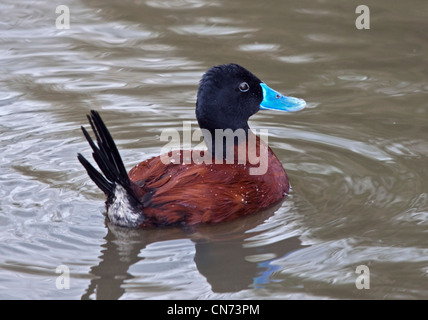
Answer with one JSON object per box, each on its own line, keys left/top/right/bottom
{"left": 77, "top": 110, "right": 136, "bottom": 203}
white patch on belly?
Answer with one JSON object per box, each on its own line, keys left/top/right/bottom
{"left": 108, "top": 184, "right": 144, "bottom": 228}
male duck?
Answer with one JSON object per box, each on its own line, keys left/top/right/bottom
{"left": 78, "top": 63, "right": 305, "bottom": 228}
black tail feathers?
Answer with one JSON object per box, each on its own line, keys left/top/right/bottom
{"left": 77, "top": 110, "right": 136, "bottom": 201}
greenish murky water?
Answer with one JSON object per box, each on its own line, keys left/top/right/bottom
{"left": 0, "top": 0, "right": 427, "bottom": 299}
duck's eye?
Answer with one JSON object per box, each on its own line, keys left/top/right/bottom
{"left": 239, "top": 82, "right": 250, "bottom": 92}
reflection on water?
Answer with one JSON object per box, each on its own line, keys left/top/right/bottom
{"left": 82, "top": 203, "right": 306, "bottom": 299}
{"left": 0, "top": 0, "right": 428, "bottom": 299}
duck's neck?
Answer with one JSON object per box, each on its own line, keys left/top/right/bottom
{"left": 200, "top": 124, "right": 251, "bottom": 161}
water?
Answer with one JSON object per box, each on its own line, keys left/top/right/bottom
{"left": 0, "top": 0, "right": 427, "bottom": 299}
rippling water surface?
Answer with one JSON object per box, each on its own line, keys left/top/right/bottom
{"left": 1, "top": 0, "right": 427, "bottom": 299}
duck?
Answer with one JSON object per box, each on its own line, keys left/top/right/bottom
{"left": 77, "top": 63, "right": 305, "bottom": 228}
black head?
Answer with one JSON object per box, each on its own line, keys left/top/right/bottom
{"left": 196, "top": 64, "right": 263, "bottom": 134}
